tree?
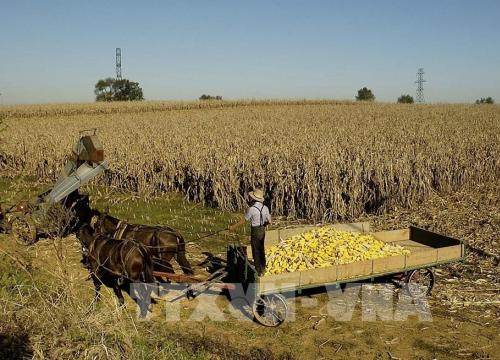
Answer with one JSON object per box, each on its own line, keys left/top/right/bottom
{"left": 475, "top": 97, "right": 494, "bottom": 104}
{"left": 397, "top": 94, "right": 414, "bottom": 104}
{"left": 199, "top": 94, "right": 222, "bottom": 101}
{"left": 94, "top": 78, "right": 114, "bottom": 102}
{"left": 94, "top": 78, "right": 144, "bottom": 101}
{"left": 113, "top": 79, "right": 144, "bottom": 101}
{"left": 356, "top": 87, "right": 375, "bottom": 102}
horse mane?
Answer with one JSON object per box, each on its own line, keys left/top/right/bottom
{"left": 78, "top": 224, "right": 95, "bottom": 247}
{"left": 99, "top": 212, "right": 120, "bottom": 225}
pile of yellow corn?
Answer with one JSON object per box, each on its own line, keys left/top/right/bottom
{"left": 265, "top": 227, "right": 410, "bottom": 275}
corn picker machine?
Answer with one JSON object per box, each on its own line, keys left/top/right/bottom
{"left": 0, "top": 131, "right": 108, "bottom": 244}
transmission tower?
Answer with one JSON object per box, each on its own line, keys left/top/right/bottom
{"left": 116, "top": 48, "right": 122, "bottom": 80}
{"left": 415, "top": 68, "right": 426, "bottom": 103}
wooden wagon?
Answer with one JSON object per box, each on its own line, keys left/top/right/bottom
{"left": 157, "top": 222, "right": 465, "bottom": 327}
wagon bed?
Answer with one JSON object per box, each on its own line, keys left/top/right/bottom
{"left": 164, "top": 222, "right": 464, "bottom": 327}
{"left": 248, "top": 223, "right": 464, "bottom": 295}
{"left": 221, "top": 223, "right": 465, "bottom": 326}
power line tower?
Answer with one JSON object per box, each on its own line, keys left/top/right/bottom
{"left": 415, "top": 68, "right": 426, "bottom": 103}
{"left": 116, "top": 48, "right": 122, "bottom": 80}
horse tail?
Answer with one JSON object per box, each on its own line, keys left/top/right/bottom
{"left": 174, "top": 233, "right": 194, "bottom": 275}
{"left": 176, "top": 251, "right": 194, "bottom": 275}
{"left": 175, "top": 231, "right": 186, "bottom": 251}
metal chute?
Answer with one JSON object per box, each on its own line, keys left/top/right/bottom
{"left": 46, "top": 160, "right": 108, "bottom": 203}
{"left": 46, "top": 134, "right": 108, "bottom": 203}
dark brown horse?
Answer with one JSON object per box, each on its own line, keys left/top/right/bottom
{"left": 92, "top": 211, "right": 194, "bottom": 276}
{"left": 78, "top": 224, "right": 154, "bottom": 318}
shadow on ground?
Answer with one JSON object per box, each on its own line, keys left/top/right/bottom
{"left": 0, "top": 332, "right": 33, "bottom": 360}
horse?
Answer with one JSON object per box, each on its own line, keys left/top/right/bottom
{"left": 78, "top": 224, "right": 154, "bottom": 318}
{"left": 92, "top": 211, "right": 194, "bottom": 276}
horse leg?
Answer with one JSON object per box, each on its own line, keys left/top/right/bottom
{"left": 157, "top": 256, "right": 175, "bottom": 272}
{"left": 155, "top": 253, "right": 175, "bottom": 277}
{"left": 112, "top": 281, "right": 125, "bottom": 306}
{"left": 137, "top": 282, "right": 152, "bottom": 319}
{"left": 91, "top": 274, "right": 102, "bottom": 303}
{"left": 176, "top": 250, "right": 194, "bottom": 275}
{"left": 154, "top": 258, "right": 174, "bottom": 297}
{"left": 127, "top": 278, "right": 152, "bottom": 320}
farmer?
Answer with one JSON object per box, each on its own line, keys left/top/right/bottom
{"left": 228, "top": 188, "right": 271, "bottom": 275}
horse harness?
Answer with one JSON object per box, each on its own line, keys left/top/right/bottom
{"left": 113, "top": 220, "right": 129, "bottom": 239}
{"left": 85, "top": 236, "right": 142, "bottom": 281}
{"left": 112, "top": 219, "right": 184, "bottom": 253}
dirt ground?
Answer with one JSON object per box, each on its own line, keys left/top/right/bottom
{"left": 0, "top": 179, "right": 498, "bottom": 359}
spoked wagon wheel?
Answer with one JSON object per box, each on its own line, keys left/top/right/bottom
{"left": 252, "top": 294, "right": 288, "bottom": 327}
{"left": 405, "top": 268, "right": 434, "bottom": 297}
{"left": 12, "top": 216, "right": 37, "bottom": 245}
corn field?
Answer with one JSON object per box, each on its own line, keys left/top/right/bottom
{"left": 1, "top": 100, "right": 499, "bottom": 220}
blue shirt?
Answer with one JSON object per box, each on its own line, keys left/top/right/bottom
{"left": 245, "top": 202, "right": 271, "bottom": 227}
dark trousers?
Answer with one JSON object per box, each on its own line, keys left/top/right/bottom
{"left": 251, "top": 226, "right": 266, "bottom": 275}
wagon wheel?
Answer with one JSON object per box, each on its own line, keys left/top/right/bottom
{"left": 252, "top": 294, "right": 288, "bottom": 327}
{"left": 405, "top": 268, "right": 434, "bottom": 298}
{"left": 12, "top": 216, "right": 37, "bottom": 245}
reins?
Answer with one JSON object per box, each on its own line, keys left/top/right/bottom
{"left": 192, "top": 228, "right": 228, "bottom": 241}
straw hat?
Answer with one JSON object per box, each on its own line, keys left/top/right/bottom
{"left": 248, "top": 188, "right": 265, "bottom": 202}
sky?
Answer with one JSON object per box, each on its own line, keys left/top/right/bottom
{"left": 0, "top": 0, "right": 499, "bottom": 104}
